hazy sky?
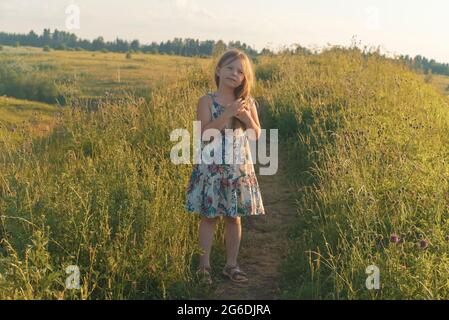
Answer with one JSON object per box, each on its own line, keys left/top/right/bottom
{"left": 0, "top": 0, "right": 448, "bottom": 62}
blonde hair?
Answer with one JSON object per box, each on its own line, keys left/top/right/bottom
{"left": 214, "top": 48, "right": 255, "bottom": 130}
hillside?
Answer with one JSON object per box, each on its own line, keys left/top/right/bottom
{"left": 254, "top": 48, "right": 449, "bottom": 299}
{"left": 1, "top": 46, "right": 449, "bottom": 299}
{"left": 0, "top": 45, "right": 209, "bottom": 99}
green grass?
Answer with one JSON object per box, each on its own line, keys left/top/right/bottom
{"left": 0, "top": 66, "right": 212, "bottom": 299}
{"left": 1, "top": 44, "right": 449, "bottom": 299}
{"left": 255, "top": 48, "right": 449, "bottom": 299}
{"left": 425, "top": 74, "right": 449, "bottom": 97}
{"left": 0, "top": 96, "right": 62, "bottom": 141}
{"left": 0, "top": 45, "right": 209, "bottom": 98}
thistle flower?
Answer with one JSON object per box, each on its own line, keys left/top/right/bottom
{"left": 390, "top": 234, "right": 400, "bottom": 244}
{"left": 419, "top": 239, "right": 429, "bottom": 250}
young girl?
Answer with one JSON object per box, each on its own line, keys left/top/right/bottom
{"left": 185, "top": 49, "right": 265, "bottom": 284}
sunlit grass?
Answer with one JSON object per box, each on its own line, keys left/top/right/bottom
{"left": 0, "top": 45, "right": 209, "bottom": 98}
{"left": 0, "top": 66, "right": 212, "bottom": 299}
{"left": 0, "top": 96, "right": 62, "bottom": 141}
{"left": 1, "top": 44, "right": 449, "bottom": 299}
{"left": 425, "top": 73, "right": 449, "bottom": 97}
{"left": 255, "top": 48, "right": 449, "bottom": 299}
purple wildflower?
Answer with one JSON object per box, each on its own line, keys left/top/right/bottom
{"left": 419, "top": 239, "right": 429, "bottom": 250}
{"left": 390, "top": 234, "right": 400, "bottom": 244}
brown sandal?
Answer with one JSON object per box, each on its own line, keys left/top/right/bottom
{"left": 222, "top": 265, "right": 248, "bottom": 283}
{"left": 196, "top": 267, "right": 213, "bottom": 285}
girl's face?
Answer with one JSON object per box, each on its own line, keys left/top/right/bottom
{"left": 217, "top": 58, "right": 245, "bottom": 88}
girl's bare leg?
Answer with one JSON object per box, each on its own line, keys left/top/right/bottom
{"left": 223, "top": 216, "right": 242, "bottom": 267}
{"left": 199, "top": 216, "right": 219, "bottom": 269}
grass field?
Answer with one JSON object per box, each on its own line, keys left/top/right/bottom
{"left": 1, "top": 45, "right": 449, "bottom": 299}
{"left": 426, "top": 74, "right": 449, "bottom": 97}
{"left": 0, "top": 96, "right": 62, "bottom": 140}
{"left": 0, "top": 45, "right": 209, "bottom": 98}
{"left": 258, "top": 49, "right": 449, "bottom": 299}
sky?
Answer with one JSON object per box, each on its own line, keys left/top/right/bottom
{"left": 0, "top": 0, "right": 448, "bottom": 63}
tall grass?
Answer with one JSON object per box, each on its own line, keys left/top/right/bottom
{"left": 0, "top": 61, "right": 63, "bottom": 104}
{"left": 256, "top": 47, "right": 449, "bottom": 299}
{"left": 2, "top": 46, "right": 449, "bottom": 299}
{"left": 0, "top": 46, "right": 209, "bottom": 99}
{"left": 0, "top": 64, "right": 214, "bottom": 299}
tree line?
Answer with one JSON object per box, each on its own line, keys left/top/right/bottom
{"left": 0, "top": 29, "right": 264, "bottom": 57}
{"left": 1, "top": 29, "right": 448, "bottom": 77}
{"left": 398, "top": 54, "right": 449, "bottom": 77}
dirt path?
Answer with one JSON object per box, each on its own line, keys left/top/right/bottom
{"left": 213, "top": 149, "right": 298, "bottom": 300}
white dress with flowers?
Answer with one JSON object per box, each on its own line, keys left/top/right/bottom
{"left": 185, "top": 93, "right": 265, "bottom": 217}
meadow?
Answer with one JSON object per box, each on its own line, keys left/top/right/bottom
{"left": 1, "top": 45, "right": 449, "bottom": 299}
{"left": 0, "top": 96, "right": 62, "bottom": 139}
{"left": 426, "top": 73, "right": 449, "bottom": 97}
{"left": 261, "top": 49, "right": 449, "bottom": 299}
{"left": 0, "top": 45, "right": 208, "bottom": 103}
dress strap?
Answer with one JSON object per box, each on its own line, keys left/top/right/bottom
{"left": 207, "top": 92, "right": 217, "bottom": 105}
{"left": 207, "top": 92, "right": 217, "bottom": 118}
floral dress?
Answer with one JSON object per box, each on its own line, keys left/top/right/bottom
{"left": 185, "top": 93, "right": 265, "bottom": 218}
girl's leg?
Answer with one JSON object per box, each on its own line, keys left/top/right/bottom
{"left": 223, "top": 216, "right": 242, "bottom": 267}
{"left": 199, "top": 216, "right": 219, "bottom": 269}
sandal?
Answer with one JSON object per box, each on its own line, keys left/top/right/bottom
{"left": 222, "top": 265, "right": 248, "bottom": 283}
{"left": 196, "top": 267, "right": 213, "bottom": 285}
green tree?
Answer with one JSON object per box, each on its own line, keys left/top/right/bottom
{"left": 212, "top": 40, "right": 227, "bottom": 57}
{"left": 92, "top": 36, "right": 105, "bottom": 51}
{"left": 130, "top": 40, "right": 140, "bottom": 52}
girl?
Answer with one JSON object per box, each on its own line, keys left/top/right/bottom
{"left": 185, "top": 48, "right": 265, "bottom": 285}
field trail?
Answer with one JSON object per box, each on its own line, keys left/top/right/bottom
{"left": 213, "top": 146, "right": 298, "bottom": 299}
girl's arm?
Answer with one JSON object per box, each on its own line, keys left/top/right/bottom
{"left": 235, "top": 98, "right": 262, "bottom": 140}
{"left": 196, "top": 95, "right": 232, "bottom": 135}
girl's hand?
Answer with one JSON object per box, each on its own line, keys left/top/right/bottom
{"left": 235, "top": 107, "right": 252, "bottom": 125}
{"left": 223, "top": 98, "right": 246, "bottom": 118}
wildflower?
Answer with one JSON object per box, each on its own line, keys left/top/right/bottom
{"left": 390, "top": 234, "right": 400, "bottom": 244}
{"left": 445, "top": 235, "right": 449, "bottom": 241}
{"left": 419, "top": 239, "right": 429, "bottom": 250}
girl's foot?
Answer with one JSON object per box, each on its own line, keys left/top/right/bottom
{"left": 196, "top": 266, "right": 213, "bottom": 285}
{"left": 222, "top": 265, "right": 248, "bottom": 283}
